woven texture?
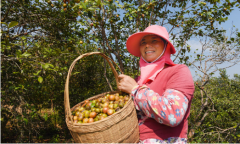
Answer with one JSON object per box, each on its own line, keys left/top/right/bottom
{"left": 64, "top": 52, "right": 139, "bottom": 143}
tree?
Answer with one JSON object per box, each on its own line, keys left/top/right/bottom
{"left": 189, "top": 71, "right": 240, "bottom": 143}
{"left": 1, "top": 0, "right": 115, "bottom": 142}
{"left": 186, "top": 26, "right": 240, "bottom": 140}
{"left": 1, "top": 0, "right": 240, "bottom": 142}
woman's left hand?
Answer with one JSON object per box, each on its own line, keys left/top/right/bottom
{"left": 118, "top": 74, "right": 138, "bottom": 94}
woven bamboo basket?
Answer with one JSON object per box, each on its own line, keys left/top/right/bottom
{"left": 64, "top": 52, "right": 139, "bottom": 143}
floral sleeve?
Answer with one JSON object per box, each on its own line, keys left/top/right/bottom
{"left": 131, "top": 85, "right": 189, "bottom": 127}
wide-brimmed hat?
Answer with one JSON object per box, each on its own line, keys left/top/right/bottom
{"left": 126, "top": 25, "right": 176, "bottom": 57}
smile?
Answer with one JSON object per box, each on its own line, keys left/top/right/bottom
{"left": 145, "top": 51, "right": 155, "bottom": 54}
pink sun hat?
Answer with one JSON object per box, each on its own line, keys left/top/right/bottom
{"left": 126, "top": 25, "right": 176, "bottom": 57}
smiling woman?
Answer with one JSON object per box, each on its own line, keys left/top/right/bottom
{"left": 118, "top": 25, "right": 195, "bottom": 144}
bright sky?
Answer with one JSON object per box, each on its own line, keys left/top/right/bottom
{"left": 188, "top": 7, "right": 240, "bottom": 80}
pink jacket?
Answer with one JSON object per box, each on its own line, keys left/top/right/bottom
{"left": 132, "top": 64, "right": 195, "bottom": 141}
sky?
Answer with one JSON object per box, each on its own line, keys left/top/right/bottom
{"left": 187, "top": 7, "right": 240, "bottom": 80}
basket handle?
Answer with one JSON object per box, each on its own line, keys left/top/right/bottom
{"left": 64, "top": 52, "right": 123, "bottom": 123}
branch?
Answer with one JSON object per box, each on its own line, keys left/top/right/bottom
{"left": 161, "top": 0, "right": 167, "bottom": 26}
{"left": 1, "top": 0, "right": 16, "bottom": 21}
{"left": 103, "top": 58, "right": 113, "bottom": 91}
{"left": 148, "top": 3, "right": 154, "bottom": 26}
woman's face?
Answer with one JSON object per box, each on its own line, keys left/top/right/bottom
{"left": 140, "top": 35, "right": 165, "bottom": 62}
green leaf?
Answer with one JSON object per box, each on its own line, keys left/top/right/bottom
{"left": 91, "top": 102, "right": 96, "bottom": 108}
{"left": 38, "top": 76, "right": 43, "bottom": 83}
{"left": 13, "top": 72, "right": 20, "bottom": 74}
{"left": 1, "top": 22, "right": 8, "bottom": 26}
{"left": 42, "top": 63, "right": 54, "bottom": 69}
{"left": 96, "top": 0, "right": 101, "bottom": 5}
{"left": 34, "top": 70, "right": 41, "bottom": 76}
{"left": 16, "top": 50, "right": 21, "bottom": 58}
{"left": 22, "top": 52, "right": 31, "bottom": 57}
{"left": 43, "top": 113, "right": 48, "bottom": 121}
{"left": 23, "top": 118, "right": 28, "bottom": 124}
{"left": 73, "top": 72, "right": 80, "bottom": 75}
{"left": 43, "top": 63, "right": 49, "bottom": 69}
{"left": 81, "top": 2, "right": 87, "bottom": 9}
{"left": 88, "top": 8, "right": 95, "bottom": 11}
{"left": 21, "top": 36, "right": 27, "bottom": 40}
{"left": 8, "top": 21, "right": 18, "bottom": 28}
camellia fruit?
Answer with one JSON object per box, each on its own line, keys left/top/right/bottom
{"left": 73, "top": 116, "right": 78, "bottom": 121}
{"left": 86, "top": 102, "right": 92, "bottom": 107}
{"left": 115, "top": 95, "right": 119, "bottom": 101}
{"left": 95, "top": 102, "right": 100, "bottom": 108}
{"left": 119, "top": 98, "right": 124, "bottom": 103}
{"left": 113, "top": 103, "right": 118, "bottom": 109}
{"left": 108, "top": 104, "right": 114, "bottom": 109}
{"left": 107, "top": 109, "right": 114, "bottom": 116}
{"left": 114, "top": 100, "right": 119, "bottom": 104}
{"left": 94, "top": 117, "right": 99, "bottom": 122}
{"left": 72, "top": 92, "right": 130, "bottom": 123}
{"left": 102, "top": 113, "right": 108, "bottom": 118}
{"left": 78, "top": 113, "right": 84, "bottom": 121}
{"left": 75, "top": 111, "right": 80, "bottom": 116}
{"left": 102, "top": 102, "right": 109, "bottom": 108}
{"left": 88, "top": 118, "right": 94, "bottom": 123}
{"left": 82, "top": 118, "right": 88, "bottom": 123}
{"left": 91, "top": 107, "right": 96, "bottom": 112}
{"left": 109, "top": 101, "right": 114, "bottom": 104}
{"left": 97, "top": 98, "right": 102, "bottom": 103}
{"left": 108, "top": 95, "right": 115, "bottom": 101}
{"left": 90, "top": 112, "right": 97, "bottom": 118}
{"left": 119, "top": 102, "right": 124, "bottom": 108}
{"left": 101, "top": 98, "right": 106, "bottom": 103}
{"left": 99, "top": 115, "right": 105, "bottom": 120}
{"left": 95, "top": 108, "right": 100, "bottom": 113}
{"left": 102, "top": 107, "right": 108, "bottom": 114}
{"left": 79, "top": 107, "right": 85, "bottom": 112}
{"left": 124, "top": 96, "right": 129, "bottom": 101}
{"left": 84, "top": 110, "right": 90, "bottom": 118}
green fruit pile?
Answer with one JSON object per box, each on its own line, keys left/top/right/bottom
{"left": 72, "top": 92, "right": 130, "bottom": 124}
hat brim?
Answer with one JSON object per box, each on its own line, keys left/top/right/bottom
{"left": 126, "top": 32, "right": 176, "bottom": 57}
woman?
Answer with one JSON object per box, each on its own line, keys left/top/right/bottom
{"left": 118, "top": 25, "right": 195, "bottom": 144}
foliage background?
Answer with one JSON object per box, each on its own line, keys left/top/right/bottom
{"left": 1, "top": 0, "right": 240, "bottom": 142}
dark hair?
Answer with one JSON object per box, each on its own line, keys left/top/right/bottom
{"left": 140, "top": 35, "right": 168, "bottom": 46}
{"left": 158, "top": 36, "right": 167, "bottom": 45}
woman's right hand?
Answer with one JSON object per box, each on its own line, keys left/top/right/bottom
{"left": 118, "top": 74, "right": 138, "bottom": 94}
